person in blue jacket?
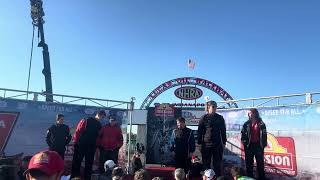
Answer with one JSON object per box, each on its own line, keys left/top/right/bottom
{"left": 170, "top": 117, "right": 195, "bottom": 172}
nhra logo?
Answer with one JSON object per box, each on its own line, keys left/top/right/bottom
{"left": 0, "top": 112, "right": 19, "bottom": 153}
{"left": 174, "top": 86, "right": 203, "bottom": 100}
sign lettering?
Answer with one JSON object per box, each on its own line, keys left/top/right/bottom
{"left": 174, "top": 86, "right": 203, "bottom": 100}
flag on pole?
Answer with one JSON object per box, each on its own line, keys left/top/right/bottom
{"left": 188, "top": 59, "right": 195, "bottom": 70}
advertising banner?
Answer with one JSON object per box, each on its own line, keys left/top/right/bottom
{"left": 179, "top": 104, "right": 320, "bottom": 179}
{"left": 0, "top": 98, "right": 128, "bottom": 169}
{"left": 146, "top": 107, "right": 181, "bottom": 164}
{"left": 0, "top": 112, "right": 19, "bottom": 152}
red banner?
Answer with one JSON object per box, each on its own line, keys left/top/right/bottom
{"left": 0, "top": 112, "right": 19, "bottom": 152}
{"left": 264, "top": 136, "right": 297, "bottom": 176}
{"left": 241, "top": 134, "right": 297, "bottom": 177}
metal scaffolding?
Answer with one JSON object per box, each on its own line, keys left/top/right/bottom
{"left": 0, "top": 87, "right": 136, "bottom": 170}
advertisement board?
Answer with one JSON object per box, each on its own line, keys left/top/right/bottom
{"left": 178, "top": 104, "right": 320, "bottom": 179}
{"left": 0, "top": 98, "right": 128, "bottom": 169}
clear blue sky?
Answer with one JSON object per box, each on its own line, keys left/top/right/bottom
{"left": 1, "top": 0, "right": 320, "bottom": 107}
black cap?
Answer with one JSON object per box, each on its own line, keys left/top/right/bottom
{"left": 207, "top": 101, "right": 217, "bottom": 107}
{"left": 97, "top": 110, "right": 107, "bottom": 117}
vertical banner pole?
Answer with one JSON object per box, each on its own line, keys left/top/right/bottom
{"left": 127, "top": 97, "right": 135, "bottom": 172}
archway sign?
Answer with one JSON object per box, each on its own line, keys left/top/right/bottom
{"left": 140, "top": 77, "right": 238, "bottom": 109}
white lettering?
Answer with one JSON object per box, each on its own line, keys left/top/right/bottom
{"left": 175, "top": 87, "right": 202, "bottom": 100}
{"left": 264, "top": 154, "right": 291, "bottom": 168}
{"left": 265, "top": 154, "right": 271, "bottom": 164}
{"left": 17, "top": 102, "right": 28, "bottom": 109}
{"left": 0, "top": 101, "right": 7, "bottom": 108}
{"left": 0, "top": 120, "right": 6, "bottom": 128}
{"left": 282, "top": 156, "right": 291, "bottom": 166}
{"left": 275, "top": 156, "right": 282, "bottom": 165}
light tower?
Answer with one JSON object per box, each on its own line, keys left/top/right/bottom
{"left": 30, "top": 0, "right": 53, "bottom": 102}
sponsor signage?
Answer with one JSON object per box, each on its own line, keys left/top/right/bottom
{"left": 172, "top": 103, "right": 206, "bottom": 107}
{"left": 182, "top": 110, "right": 206, "bottom": 125}
{"left": 0, "top": 112, "right": 19, "bottom": 152}
{"left": 140, "top": 77, "right": 237, "bottom": 109}
{"left": 264, "top": 135, "right": 297, "bottom": 176}
{"left": 241, "top": 134, "right": 297, "bottom": 177}
{"left": 174, "top": 86, "right": 203, "bottom": 100}
{"left": 154, "top": 103, "right": 175, "bottom": 117}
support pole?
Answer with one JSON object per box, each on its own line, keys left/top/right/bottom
{"left": 127, "top": 97, "right": 135, "bottom": 172}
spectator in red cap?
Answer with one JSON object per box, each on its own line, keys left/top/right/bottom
{"left": 189, "top": 155, "right": 203, "bottom": 179}
{"left": 24, "top": 150, "right": 64, "bottom": 180}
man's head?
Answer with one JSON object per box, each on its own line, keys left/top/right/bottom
{"left": 95, "top": 110, "right": 107, "bottom": 121}
{"left": 109, "top": 116, "right": 117, "bottom": 126}
{"left": 112, "top": 167, "right": 124, "bottom": 180}
{"left": 134, "top": 169, "right": 150, "bottom": 180}
{"left": 132, "top": 154, "right": 143, "bottom": 174}
{"left": 206, "top": 101, "right": 217, "bottom": 114}
{"left": 230, "top": 166, "right": 245, "bottom": 179}
{"left": 202, "top": 169, "right": 215, "bottom": 180}
{"left": 24, "top": 151, "right": 64, "bottom": 180}
{"left": 21, "top": 156, "right": 33, "bottom": 170}
{"left": 191, "top": 155, "right": 201, "bottom": 164}
{"left": 174, "top": 168, "right": 185, "bottom": 180}
{"left": 56, "top": 114, "right": 64, "bottom": 125}
{"left": 104, "top": 160, "right": 116, "bottom": 172}
{"left": 248, "top": 108, "right": 261, "bottom": 121}
{"left": 176, "top": 117, "right": 186, "bottom": 129}
{"left": 152, "top": 177, "right": 163, "bottom": 180}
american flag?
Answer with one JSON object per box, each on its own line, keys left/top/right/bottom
{"left": 188, "top": 59, "right": 195, "bottom": 70}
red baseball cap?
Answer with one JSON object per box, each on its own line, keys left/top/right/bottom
{"left": 24, "top": 150, "right": 64, "bottom": 176}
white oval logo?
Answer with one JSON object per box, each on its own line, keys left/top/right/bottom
{"left": 174, "top": 86, "right": 203, "bottom": 100}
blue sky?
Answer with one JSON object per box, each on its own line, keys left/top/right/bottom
{"left": 1, "top": 0, "right": 320, "bottom": 108}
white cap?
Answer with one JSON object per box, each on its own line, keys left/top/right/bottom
{"left": 104, "top": 160, "right": 116, "bottom": 171}
{"left": 204, "top": 169, "right": 215, "bottom": 179}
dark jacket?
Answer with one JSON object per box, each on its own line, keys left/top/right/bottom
{"left": 73, "top": 117, "right": 102, "bottom": 146}
{"left": 97, "top": 170, "right": 112, "bottom": 180}
{"left": 241, "top": 119, "right": 267, "bottom": 149}
{"left": 46, "top": 124, "right": 71, "bottom": 151}
{"left": 97, "top": 124, "right": 123, "bottom": 150}
{"left": 170, "top": 127, "right": 195, "bottom": 156}
{"left": 197, "top": 113, "right": 227, "bottom": 147}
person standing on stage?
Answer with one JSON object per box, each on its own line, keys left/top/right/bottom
{"left": 97, "top": 115, "right": 123, "bottom": 172}
{"left": 46, "top": 113, "right": 71, "bottom": 159}
{"left": 241, "top": 108, "right": 267, "bottom": 180}
{"left": 170, "top": 117, "right": 195, "bottom": 172}
{"left": 71, "top": 110, "right": 106, "bottom": 180}
{"left": 197, "top": 100, "right": 226, "bottom": 177}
